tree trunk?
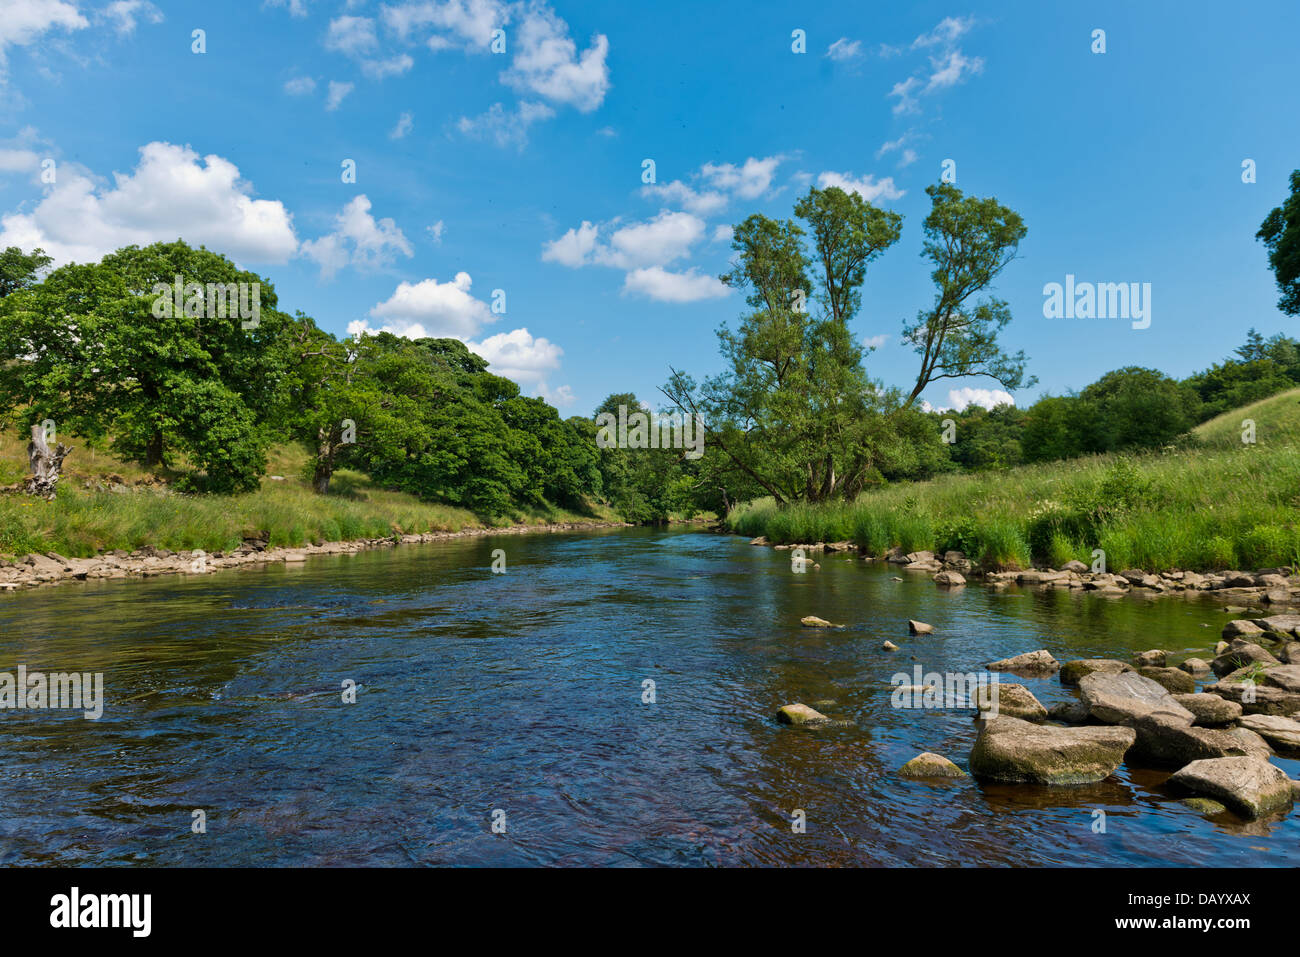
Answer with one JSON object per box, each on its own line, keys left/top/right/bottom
{"left": 312, "top": 430, "right": 334, "bottom": 494}
{"left": 25, "top": 424, "right": 71, "bottom": 499}
{"left": 144, "top": 430, "right": 164, "bottom": 467}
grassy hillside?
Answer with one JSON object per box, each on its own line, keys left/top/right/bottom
{"left": 0, "top": 432, "right": 618, "bottom": 559}
{"left": 1194, "top": 386, "right": 1300, "bottom": 449}
{"left": 728, "top": 392, "right": 1300, "bottom": 573}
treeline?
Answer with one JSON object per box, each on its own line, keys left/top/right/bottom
{"left": 0, "top": 240, "right": 681, "bottom": 520}
{"left": 938, "top": 330, "right": 1300, "bottom": 473}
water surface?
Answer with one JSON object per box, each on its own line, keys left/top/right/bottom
{"left": 0, "top": 528, "right": 1294, "bottom": 866}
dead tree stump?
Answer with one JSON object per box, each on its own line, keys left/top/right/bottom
{"left": 25, "top": 423, "right": 71, "bottom": 499}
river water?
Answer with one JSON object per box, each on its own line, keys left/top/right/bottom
{"left": 0, "top": 527, "right": 1295, "bottom": 867}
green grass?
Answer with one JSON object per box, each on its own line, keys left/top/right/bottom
{"left": 0, "top": 434, "right": 618, "bottom": 558}
{"left": 728, "top": 392, "right": 1300, "bottom": 573}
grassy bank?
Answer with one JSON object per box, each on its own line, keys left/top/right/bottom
{"left": 727, "top": 389, "right": 1300, "bottom": 572}
{"left": 0, "top": 435, "right": 618, "bottom": 558}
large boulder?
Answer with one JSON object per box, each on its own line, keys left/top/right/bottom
{"left": 969, "top": 716, "right": 1135, "bottom": 785}
{"left": 1049, "top": 699, "right": 1091, "bottom": 724}
{"left": 908, "top": 619, "right": 933, "bottom": 635}
{"left": 1207, "top": 674, "right": 1300, "bottom": 716}
{"left": 986, "top": 650, "right": 1060, "bottom": 676}
{"left": 1179, "top": 657, "right": 1212, "bottom": 675}
{"left": 1252, "top": 614, "right": 1300, "bottom": 637}
{"left": 899, "top": 752, "right": 967, "bottom": 778}
{"left": 1211, "top": 639, "right": 1280, "bottom": 677}
{"left": 1222, "top": 619, "right": 1267, "bottom": 640}
{"left": 975, "top": 683, "right": 1048, "bottom": 721}
{"left": 1173, "top": 693, "right": 1242, "bottom": 727}
{"left": 1167, "top": 756, "right": 1295, "bottom": 819}
{"left": 1138, "top": 666, "right": 1197, "bottom": 694}
{"left": 1124, "top": 711, "right": 1272, "bottom": 767}
{"left": 1237, "top": 714, "right": 1300, "bottom": 752}
{"left": 1059, "top": 658, "right": 1134, "bottom": 685}
{"left": 933, "top": 570, "right": 966, "bottom": 586}
{"left": 1077, "top": 671, "right": 1195, "bottom": 725}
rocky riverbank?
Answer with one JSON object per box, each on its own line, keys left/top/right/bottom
{"left": 748, "top": 536, "right": 1300, "bottom": 608}
{"left": 0, "top": 519, "right": 633, "bottom": 592}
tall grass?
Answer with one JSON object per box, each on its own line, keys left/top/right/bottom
{"left": 728, "top": 438, "right": 1300, "bottom": 573}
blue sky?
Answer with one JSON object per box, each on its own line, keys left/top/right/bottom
{"left": 1, "top": 0, "right": 1297, "bottom": 415}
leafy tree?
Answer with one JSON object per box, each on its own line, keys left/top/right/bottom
{"left": 0, "top": 246, "right": 51, "bottom": 299}
{"left": 0, "top": 240, "right": 292, "bottom": 492}
{"left": 903, "top": 183, "right": 1034, "bottom": 406}
{"left": 1258, "top": 169, "right": 1300, "bottom": 316}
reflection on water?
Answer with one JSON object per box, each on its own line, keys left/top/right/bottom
{"left": 0, "top": 527, "right": 1295, "bottom": 866}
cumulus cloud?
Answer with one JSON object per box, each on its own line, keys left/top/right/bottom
{"left": 467, "top": 326, "right": 561, "bottom": 385}
{"left": 325, "top": 15, "right": 379, "bottom": 56}
{"left": 638, "top": 180, "right": 726, "bottom": 216}
{"left": 912, "top": 16, "right": 975, "bottom": 49}
{"left": 299, "top": 194, "right": 413, "bottom": 279}
{"left": 700, "top": 156, "right": 783, "bottom": 200}
{"left": 542, "top": 211, "right": 705, "bottom": 271}
{"left": 816, "top": 170, "right": 904, "bottom": 202}
{"left": 499, "top": 3, "right": 609, "bottom": 112}
{"left": 102, "top": 0, "right": 163, "bottom": 35}
{"left": 924, "top": 48, "right": 983, "bottom": 92}
{"left": 888, "top": 16, "right": 984, "bottom": 115}
{"left": 622, "top": 266, "right": 729, "bottom": 303}
{"left": 924, "top": 387, "right": 1015, "bottom": 413}
{"left": 358, "top": 271, "right": 497, "bottom": 340}
{"left": 0, "top": 0, "right": 88, "bottom": 79}
{"left": 862, "top": 334, "right": 889, "bottom": 350}
{"left": 0, "top": 140, "right": 298, "bottom": 266}
{"left": 456, "top": 100, "right": 554, "bottom": 148}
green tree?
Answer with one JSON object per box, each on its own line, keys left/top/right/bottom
{"left": 903, "top": 183, "right": 1034, "bottom": 406}
{"left": 1258, "top": 169, "right": 1300, "bottom": 316}
{"left": 0, "top": 240, "right": 292, "bottom": 492}
{"left": 0, "top": 246, "right": 51, "bottom": 298}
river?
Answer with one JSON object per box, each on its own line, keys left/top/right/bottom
{"left": 1, "top": 527, "right": 1295, "bottom": 866}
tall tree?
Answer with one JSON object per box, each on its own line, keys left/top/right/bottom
{"left": 903, "top": 183, "right": 1034, "bottom": 406}
{"left": 0, "top": 246, "right": 51, "bottom": 299}
{"left": 1258, "top": 169, "right": 1300, "bottom": 316}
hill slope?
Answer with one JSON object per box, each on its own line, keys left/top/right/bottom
{"left": 1194, "top": 387, "right": 1300, "bottom": 449}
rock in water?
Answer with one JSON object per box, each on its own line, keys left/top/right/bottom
{"left": 1181, "top": 797, "right": 1228, "bottom": 815}
{"left": 800, "top": 615, "right": 841, "bottom": 628}
{"left": 1059, "top": 659, "right": 1134, "bottom": 685}
{"left": 1180, "top": 657, "right": 1212, "bottom": 674}
{"left": 1133, "top": 650, "right": 1168, "bottom": 668}
{"left": 908, "top": 619, "right": 933, "bottom": 635}
{"left": 1048, "top": 699, "right": 1091, "bottom": 724}
{"left": 1077, "top": 671, "right": 1195, "bottom": 725}
{"left": 1211, "top": 639, "right": 1280, "bottom": 677}
{"left": 1167, "top": 756, "right": 1295, "bottom": 819}
{"left": 899, "top": 752, "right": 967, "bottom": 778}
{"left": 776, "top": 703, "right": 828, "bottom": 726}
{"left": 882, "top": 640, "right": 898, "bottom": 651}
{"left": 976, "top": 683, "right": 1048, "bottom": 721}
{"left": 1172, "top": 693, "right": 1242, "bottom": 726}
{"left": 1137, "top": 666, "right": 1196, "bottom": 694}
{"left": 933, "top": 571, "right": 966, "bottom": 586}
{"left": 986, "top": 650, "right": 1060, "bottom": 675}
{"left": 969, "top": 716, "right": 1135, "bottom": 785}
{"left": 1124, "top": 711, "right": 1272, "bottom": 766}
{"left": 1237, "top": 714, "right": 1300, "bottom": 752}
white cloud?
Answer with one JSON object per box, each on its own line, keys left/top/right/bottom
{"left": 862, "top": 334, "right": 888, "bottom": 350}
{"left": 390, "top": 110, "right": 414, "bottom": 138}
{"left": 0, "top": 147, "right": 40, "bottom": 173}
{"left": 700, "top": 156, "right": 783, "bottom": 200}
{"left": 542, "top": 211, "right": 706, "bottom": 271}
{"left": 102, "top": 0, "right": 163, "bottom": 35}
{"left": 540, "top": 219, "right": 598, "bottom": 267}
{"left": 888, "top": 76, "right": 921, "bottom": 115}
{"left": 501, "top": 4, "right": 609, "bottom": 112}
{"left": 325, "top": 15, "right": 378, "bottom": 56}
{"left": 326, "top": 80, "right": 354, "bottom": 110}
{"left": 0, "top": 0, "right": 87, "bottom": 78}
{"left": 711, "top": 224, "right": 733, "bottom": 243}
{"left": 924, "top": 48, "right": 983, "bottom": 92}
{"left": 457, "top": 100, "right": 554, "bottom": 148}
{"left": 898, "top": 148, "right": 918, "bottom": 167}
{"left": 300, "top": 194, "right": 413, "bottom": 278}
{"left": 361, "top": 271, "right": 496, "bottom": 339}
{"left": 926, "top": 387, "right": 1015, "bottom": 413}
{"left": 826, "top": 37, "right": 861, "bottom": 61}
{"left": 467, "top": 326, "right": 561, "bottom": 386}
{"left": 362, "top": 53, "right": 414, "bottom": 78}
{"left": 639, "top": 180, "right": 726, "bottom": 216}
{"left": 264, "top": 0, "right": 311, "bottom": 16}
{"left": 427, "top": 220, "right": 444, "bottom": 243}
{"left": 382, "top": 0, "right": 507, "bottom": 48}
{"left": 913, "top": 16, "right": 974, "bottom": 49}
{"left": 284, "top": 75, "right": 316, "bottom": 95}
{"left": 0, "top": 140, "right": 299, "bottom": 266}
{"left": 816, "top": 170, "right": 903, "bottom": 203}
{"left": 622, "top": 266, "right": 729, "bottom": 303}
